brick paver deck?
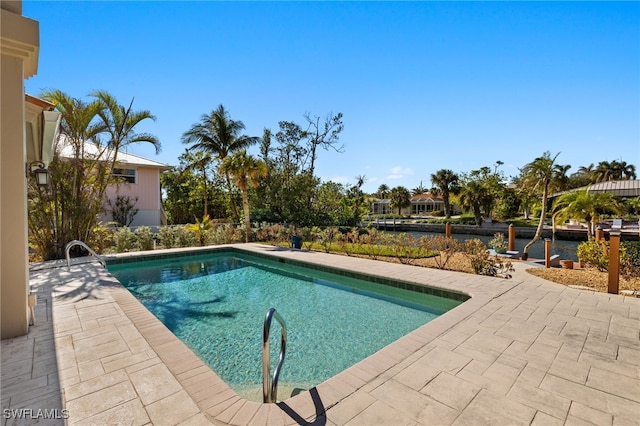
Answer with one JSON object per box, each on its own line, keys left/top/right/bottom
{"left": 2, "top": 243, "right": 639, "bottom": 425}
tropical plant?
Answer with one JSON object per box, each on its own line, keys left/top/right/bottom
{"left": 388, "top": 186, "right": 412, "bottom": 215}
{"left": 29, "top": 90, "right": 159, "bottom": 260}
{"left": 457, "top": 180, "right": 487, "bottom": 226}
{"left": 218, "top": 151, "right": 267, "bottom": 242}
{"left": 627, "top": 197, "right": 640, "bottom": 215}
{"left": 430, "top": 169, "right": 460, "bottom": 219}
{"left": 519, "top": 152, "right": 570, "bottom": 259}
{"left": 377, "top": 184, "right": 390, "bottom": 199}
{"left": 185, "top": 214, "right": 214, "bottom": 246}
{"left": 488, "top": 232, "right": 508, "bottom": 253}
{"left": 577, "top": 240, "right": 611, "bottom": 271}
{"left": 593, "top": 160, "right": 637, "bottom": 182}
{"left": 182, "top": 104, "right": 259, "bottom": 222}
{"left": 551, "top": 188, "right": 625, "bottom": 239}
{"left": 412, "top": 181, "right": 427, "bottom": 195}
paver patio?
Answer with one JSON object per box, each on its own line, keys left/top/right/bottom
{"left": 2, "top": 243, "right": 639, "bottom": 425}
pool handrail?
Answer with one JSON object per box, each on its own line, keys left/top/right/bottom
{"left": 65, "top": 240, "right": 106, "bottom": 269}
{"left": 262, "top": 308, "right": 287, "bottom": 403}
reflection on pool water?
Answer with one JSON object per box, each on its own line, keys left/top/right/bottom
{"left": 109, "top": 250, "right": 466, "bottom": 400}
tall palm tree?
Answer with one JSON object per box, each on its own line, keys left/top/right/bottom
{"left": 91, "top": 90, "right": 161, "bottom": 201}
{"left": 377, "top": 184, "right": 389, "bottom": 199}
{"left": 91, "top": 90, "right": 160, "bottom": 159}
{"left": 388, "top": 186, "right": 411, "bottom": 215}
{"left": 218, "top": 151, "right": 267, "bottom": 242}
{"left": 182, "top": 104, "right": 259, "bottom": 222}
{"left": 430, "top": 169, "right": 460, "bottom": 219}
{"left": 551, "top": 189, "right": 625, "bottom": 240}
{"left": 519, "top": 152, "right": 570, "bottom": 259}
{"left": 36, "top": 90, "right": 106, "bottom": 257}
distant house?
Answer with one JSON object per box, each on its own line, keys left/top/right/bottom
{"left": 101, "top": 151, "right": 172, "bottom": 227}
{"left": 550, "top": 180, "right": 640, "bottom": 200}
{"left": 58, "top": 138, "right": 172, "bottom": 227}
{"left": 371, "top": 192, "right": 446, "bottom": 216}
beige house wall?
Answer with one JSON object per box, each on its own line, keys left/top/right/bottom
{"left": 1, "top": 1, "right": 39, "bottom": 338}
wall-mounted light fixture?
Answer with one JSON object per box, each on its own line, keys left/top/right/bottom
{"left": 26, "top": 161, "right": 49, "bottom": 187}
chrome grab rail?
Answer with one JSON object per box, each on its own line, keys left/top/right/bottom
{"left": 262, "top": 308, "right": 287, "bottom": 403}
{"left": 65, "top": 240, "right": 106, "bottom": 269}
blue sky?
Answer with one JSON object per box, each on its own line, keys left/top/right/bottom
{"left": 24, "top": 1, "right": 640, "bottom": 194}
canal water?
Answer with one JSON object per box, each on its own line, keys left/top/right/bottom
{"left": 391, "top": 230, "right": 583, "bottom": 262}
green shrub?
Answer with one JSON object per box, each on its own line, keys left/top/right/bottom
{"left": 158, "top": 226, "right": 178, "bottom": 248}
{"left": 621, "top": 241, "right": 640, "bottom": 266}
{"left": 134, "top": 226, "right": 155, "bottom": 251}
{"left": 113, "top": 227, "right": 136, "bottom": 252}
{"left": 621, "top": 241, "right": 640, "bottom": 286}
{"left": 87, "top": 222, "right": 114, "bottom": 254}
{"left": 175, "top": 226, "right": 197, "bottom": 248}
{"left": 577, "top": 240, "right": 610, "bottom": 271}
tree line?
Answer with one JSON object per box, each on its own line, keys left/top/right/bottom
{"left": 27, "top": 90, "right": 638, "bottom": 260}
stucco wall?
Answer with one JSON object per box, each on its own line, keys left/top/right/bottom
{"left": 1, "top": 2, "right": 39, "bottom": 338}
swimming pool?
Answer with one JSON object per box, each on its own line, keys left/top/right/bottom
{"left": 108, "top": 248, "right": 467, "bottom": 400}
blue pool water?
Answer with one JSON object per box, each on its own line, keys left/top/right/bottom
{"left": 109, "top": 250, "right": 464, "bottom": 398}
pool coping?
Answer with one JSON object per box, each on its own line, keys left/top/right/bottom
{"left": 100, "top": 243, "right": 518, "bottom": 424}
{"left": 9, "top": 243, "right": 640, "bottom": 425}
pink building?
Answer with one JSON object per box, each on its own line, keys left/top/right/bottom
{"left": 58, "top": 137, "right": 172, "bottom": 227}
{"left": 102, "top": 150, "right": 172, "bottom": 227}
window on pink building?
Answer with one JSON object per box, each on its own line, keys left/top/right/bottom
{"left": 112, "top": 168, "right": 136, "bottom": 184}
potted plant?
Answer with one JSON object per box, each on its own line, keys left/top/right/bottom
{"left": 489, "top": 232, "right": 508, "bottom": 254}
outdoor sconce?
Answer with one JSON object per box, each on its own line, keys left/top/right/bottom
{"left": 26, "top": 161, "right": 50, "bottom": 187}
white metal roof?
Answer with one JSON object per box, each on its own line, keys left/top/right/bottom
{"left": 57, "top": 135, "right": 171, "bottom": 170}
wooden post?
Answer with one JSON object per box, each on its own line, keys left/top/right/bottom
{"left": 608, "top": 232, "right": 621, "bottom": 294}
{"left": 595, "top": 227, "right": 604, "bottom": 241}
{"left": 508, "top": 224, "right": 515, "bottom": 252}
{"left": 445, "top": 222, "right": 451, "bottom": 239}
{"left": 545, "top": 238, "right": 552, "bottom": 268}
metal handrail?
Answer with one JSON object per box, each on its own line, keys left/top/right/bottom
{"left": 262, "top": 308, "right": 287, "bottom": 403}
{"left": 65, "top": 240, "right": 106, "bottom": 269}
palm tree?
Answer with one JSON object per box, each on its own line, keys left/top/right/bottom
{"left": 430, "top": 169, "right": 460, "bottom": 219}
{"left": 91, "top": 90, "right": 160, "bottom": 158}
{"left": 182, "top": 104, "right": 259, "bottom": 222}
{"left": 412, "top": 181, "right": 427, "bottom": 195}
{"left": 186, "top": 214, "right": 214, "bottom": 246}
{"left": 628, "top": 196, "right": 640, "bottom": 215}
{"left": 219, "top": 151, "right": 267, "bottom": 242}
{"left": 388, "top": 186, "right": 411, "bottom": 215}
{"left": 457, "top": 180, "right": 487, "bottom": 226}
{"left": 593, "top": 160, "right": 637, "bottom": 182}
{"left": 519, "top": 152, "right": 570, "bottom": 259}
{"left": 377, "top": 184, "right": 389, "bottom": 199}
{"left": 552, "top": 189, "right": 625, "bottom": 239}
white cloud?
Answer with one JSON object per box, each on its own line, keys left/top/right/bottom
{"left": 386, "top": 166, "right": 413, "bottom": 180}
